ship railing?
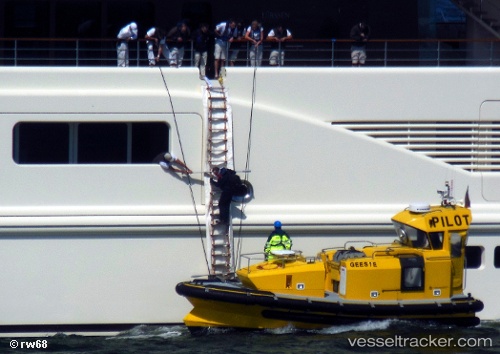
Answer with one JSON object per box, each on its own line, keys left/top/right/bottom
{"left": 239, "top": 250, "right": 306, "bottom": 273}
{"left": 371, "top": 248, "right": 423, "bottom": 259}
{"left": 1, "top": 38, "right": 500, "bottom": 67}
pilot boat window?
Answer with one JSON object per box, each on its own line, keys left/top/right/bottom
{"left": 393, "top": 222, "right": 430, "bottom": 249}
{"left": 399, "top": 256, "right": 424, "bottom": 291}
{"left": 13, "top": 122, "right": 168, "bottom": 164}
{"left": 450, "top": 232, "right": 463, "bottom": 258}
{"left": 429, "top": 232, "right": 443, "bottom": 250}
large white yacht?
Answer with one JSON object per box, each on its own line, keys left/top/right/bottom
{"left": 0, "top": 66, "right": 499, "bottom": 336}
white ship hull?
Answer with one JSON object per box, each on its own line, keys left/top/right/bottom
{"left": 0, "top": 67, "right": 499, "bottom": 335}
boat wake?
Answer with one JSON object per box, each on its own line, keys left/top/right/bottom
{"left": 264, "top": 319, "right": 464, "bottom": 336}
{"left": 315, "top": 319, "right": 395, "bottom": 335}
{"left": 261, "top": 320, "right": 395, "bottom": 335}
{"left": 109, "top": 324, "right": 186, "bottom": 340}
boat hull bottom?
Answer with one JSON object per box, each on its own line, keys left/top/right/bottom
{"left": 176, "top": 281, "right": 483, "bottom": 330}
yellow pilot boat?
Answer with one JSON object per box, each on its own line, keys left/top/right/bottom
{"left": 176, "top": 184, "right": 484, "bottom": 331}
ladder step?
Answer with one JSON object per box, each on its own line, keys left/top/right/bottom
{"left": 211, "top": 239, "right": 229, "bottom": 246}
{"left": 208, "top": 149, "right": 228, "bottom": 154}
{"left": 212, "top": 260, "right": 230, "bottom": 266}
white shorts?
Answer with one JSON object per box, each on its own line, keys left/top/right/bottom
{"left": 214, "top": 42, "right": 228, "bottom": 60}
{"left": 351, "top": 49, "right": 367, "bottom": 64}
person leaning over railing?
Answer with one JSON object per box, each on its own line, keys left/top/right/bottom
{"left": 116, "top": 22, "right": 138, "bottom": 67}
{"left": 167, "top": 20, "right": 190, "bottom": 68}
{"left": 267, "top": 24, "right": 292, "bottom": 66}
{"left": 245, "top": 20, "right": 264, "bottom": 67}
{"left": 145, "top": 26, "right": 168, "bottom": 66}
{"left": 213, "top": 19, "right": 238, "bottom": 78}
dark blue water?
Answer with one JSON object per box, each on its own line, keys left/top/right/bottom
{"left": 1, "top": 320, "right": 499, "bottom": 353}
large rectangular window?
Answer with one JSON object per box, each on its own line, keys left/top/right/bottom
{"left": 13, "top": 122, "right": 168, "bottom": 164}
{"left": 495, "top": 246, "right": 500, "bottom": 269}
{"left": 14, "top": 123, "right": 69, "bottom": 163}
{"left": 78, "top": 123, "right": 128, "bottom": 163}
{"left": 465, "top": 246, "right": 482, "bottom": 269}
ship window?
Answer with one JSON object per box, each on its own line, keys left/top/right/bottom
{"left": 495, "top": 247, "right": 500, "bottom": 268}
{"left": 14, "top": 123, "right": 70, "bottom": 163}
{"left": 13, "top": 122, "right": 168, "bottom": 164}
{"left": 465, "top": 246, "right": 482, "bottom": 269}
{"left": 78, "top": 123, "right": 128, "bottom": 163}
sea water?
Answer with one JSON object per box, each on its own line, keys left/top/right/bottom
{"left": 0, "top": 320, "right": 498, "bottom": 354}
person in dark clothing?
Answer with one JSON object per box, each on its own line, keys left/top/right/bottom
{"left": 167, "top": 20, "right": 191, "bottom": 67}
{"left": 350, "top": 22, "right": 370, "bottom": 66}
{"left": 210, "top": 167, "right": 244, "bottom": 224}
{"left": 193, "top": 23, "right": 211, "bottom": 78}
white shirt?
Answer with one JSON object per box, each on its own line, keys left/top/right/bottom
{"left": 117, "top": 22, "right": 138, "bottom": 40}
{"left": 268, "top": 29, "right": 292, "bottom": 38}
{"left": 159, "top": 152, "right": 177, "bottom": 169}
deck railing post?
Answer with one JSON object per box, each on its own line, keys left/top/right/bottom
{"left": 190, "top": 41, "right": 194, "bottom": 67}
{"left": 136, "top": 40, "right": 140, "bottom": 66}
{"left": 331, "top": 39, "right": 335, "bottom": 67}
{"left": 14, "top": 39, "right": 18, "bottom": 66}
{"left": 490, "top": 40, "right": 493, "bottom": 66}
{"left": 384, "top": 41, "right": 388, "bottom": 67}
{"left": 437, "top": 40, "right": 441, "bottom": 67}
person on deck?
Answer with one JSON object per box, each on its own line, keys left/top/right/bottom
{"left": 213, "top": 20, "right": 238, "bottom": 78}
{"left": 264, "top": 221, "right": 292, "bottom": 260}
{"left": 193, "top": 23, "right": 211, "bottom": 79}
{"left": 350, "top": 22, "right": 370, "bottom": 66}
{"left": 167, "top": 21, "right": 191, "bottom": 67}
{"left": 116, "top": 22, "right": 138, "bottom": 67}
{"left": 145, "top": 26, "right": 168, "bottom": 66}
{"left": 268, "top": 24, "right": 292, "bottom": 66}
{"left": 153, "top": 152, "right": 192, "bottom": 174}
{"left": 245, "top": 20, "right": 264, "bottom": 67}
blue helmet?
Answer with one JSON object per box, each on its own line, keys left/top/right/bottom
{"left": 274, "top": 220, "right": 282, "bottom": 228}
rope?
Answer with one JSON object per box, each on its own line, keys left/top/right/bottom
{"left": 235, "top": 66, "right": 258, "bottom": 268}
{"left": 157, "top": 65, "right": 210, "bottom": 274}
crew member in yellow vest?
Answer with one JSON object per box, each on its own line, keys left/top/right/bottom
{"left": 264, "top": 221, "right": 292, "bottom": 260}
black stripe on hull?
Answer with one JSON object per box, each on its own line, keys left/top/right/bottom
{"left": 176, "top": 281, "right": 483, "bottom": 326}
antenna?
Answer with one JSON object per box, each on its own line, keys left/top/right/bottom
{"left": 437, "top": 181, "right": 456, "bottom": 207}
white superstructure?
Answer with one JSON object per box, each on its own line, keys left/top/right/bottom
{"left": 0, "top": 66, "right": 499, "bottom": 336}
